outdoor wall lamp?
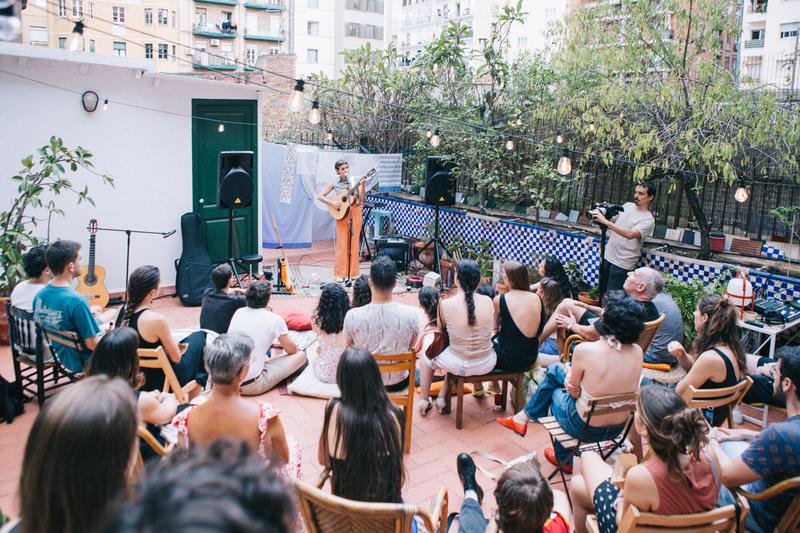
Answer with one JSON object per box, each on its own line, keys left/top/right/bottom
{"left": 81, "top": 90, "right": 99, "bottom": 112}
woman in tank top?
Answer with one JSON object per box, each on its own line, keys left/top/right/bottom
{"left": 493, "top": 260, "right": 544, "bottom": 372}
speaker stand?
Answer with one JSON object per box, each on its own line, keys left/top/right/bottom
{"left": 226, "top": 207, "right": 245, "bottom": 288}
{"left": 419, "top": 205, "right": 445, "bottom": 289}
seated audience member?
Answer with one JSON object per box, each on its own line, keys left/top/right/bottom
{"left": 121, "top": 265, "right": 206, "bottom": 389}
{"left": 310, "top": 283, "right": 350, "bottom": 384}
{"left": 350, "top": 273, "right": 371, "bottom": 308}
{"left": 14, "top": 376, "right": 137, "bottom": 533}
{"left": 199, "top": 264, "right": 246, "bottom": 334}
{"left": 476, "top": 283, "right": 496, "bottom": 299}
{"left": 571, "top": 385, "right": 721, "bottom": 533}
{"left": 343, "top": 256, "right": 420, "bottom": 390}
{"left": 105, "top": 440, "right": 296, "bottom": 533}
{"left": 32, "top": 240, "right": 101, "bottom": 372}
{"left": 418, "top": 260, "right": 495, "bottom": 414}
{"left": 498, "top": 292, "right": 644, "bottom": 470}
{"left": 533, "top": 255, "right": 575, "bottom": 299}
{"left": 455, "top": 453, "right": 570, "bottom": 533}
{"left": 711, "top": 348, "right": 800, "bottom": 533}
{"left": 319, "top": 347, "right": 406, "bottom": 503}
{"left": 172, "top": 333, "right": 301, "bottom": 480}
{"left": 668, "top": 294, "right": 745, "bottom": 426}
{"left": 537, "top": 277, "right": 565, "bottom": 366}
{"left": 10, "top": 245, "right": 48, "bottom": 312}
{"left": 538, "top": 267, "right": 662, "bottom": 348}
{"left": 644, "top": 290, "right": 683, "bottom": 364}
{"left": 415, "top": 286, "right": 441, "bottom": 356}
{"left": 228, "top": 280, "right": 306, "bottom": 395}
{"left": 743, "top": 346, "right": 790, "bottom": 408}
{"left": 493, "top": 260, "right": 544, "bottom": 372}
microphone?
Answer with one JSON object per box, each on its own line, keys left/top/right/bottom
{"left": 162, "top": 230, "right": 176, "bottom": 238}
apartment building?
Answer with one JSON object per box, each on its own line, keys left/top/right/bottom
{"left": 397, "top": 0, "right": 567, "bottom": 67}
{"left": 739, "top": 0, "right": 800, "bottom": 92}
{"left": 293, "top": 0, "right": 397, "bottom": 79}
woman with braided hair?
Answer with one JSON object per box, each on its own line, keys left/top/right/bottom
{"left": 570, "top": 385, "right": 722, "bottom": 533}
{"left": 418, "top": 259, "right": 495, "bottom": 415}
{"left": 120, "top": 265, "right": 207, "bottom": 390}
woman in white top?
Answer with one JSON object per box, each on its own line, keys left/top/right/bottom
{"left": 418, "top": 259, "right": 495, "bottom": 415}
{"left": 310, "top": 283, "right": 350, "bottom": 383}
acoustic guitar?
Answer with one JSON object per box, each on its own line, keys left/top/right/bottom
{"left": 326, "top": 168, "right": 377, "bottom": 221}
{"left": 271, "top": 214, "right": 296, "bottom": 295}
{"left": 76, "top": 219, "right": 110, "bottom": 308}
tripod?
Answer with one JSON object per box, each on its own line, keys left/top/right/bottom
{"left": 419, "top": 205, "right": 445, "bottom": 289}
{"left": 598, "top": 224, "right": 609, "bottom": 301}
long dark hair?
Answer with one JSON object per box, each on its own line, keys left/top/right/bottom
{"left": 542, "top": 255, "right": 573, "bottom": 299}
{"left": 693, "top": 294, "right": 746, "bottom": 373}
{"left": 326, "top": 347, "right": 405, "bottom": 503}
{"left": 457, "top": 259, "right": 481, "bottom": 326}
{"left": 122, "top": 265, "right": 160, "bottom": 325}
{"left": 637, "top": 385, "right": 709, "bottom": 481}
{"left": 19, "top": 376, "right": 137, "bottom": 533}
{"left": 351, "top": 274, "right": 371, "bottom": 308}
{"left": 539, "top": 277, "right": 564, "bottom": 319}
{"left": 418, "top": 286, "right": 440, "bottom": 323}
{"left": 86, "top": 327, "right": 144, "bottom": 390}
{"left": 314, "top": 283, "right": 350, "bottom": 334}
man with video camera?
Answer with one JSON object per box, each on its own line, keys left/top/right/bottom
{"left": 591, "top": 182, "right": 656, "bottom": 294}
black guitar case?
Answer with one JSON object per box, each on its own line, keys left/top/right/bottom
{"left": 175, "top": 212, "right": 213, "bottom": 306}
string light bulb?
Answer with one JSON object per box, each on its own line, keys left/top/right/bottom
{"left": 734, "top": 185, "right": 749, "bottom": 203}
{"left": 426, "top": 129, "right": 433, "bottom": 138}
{"left": 102, "top": 99, "right": 108, "bottom": 111}
{"left": 556, "top": 132, "right": 564, "bottom": 144}
{"left": 557, "top": 148, "right": 572, "bottom": 175}
{"left": 289, "top": 79, "right": 305, "bottom": 112}
{"left": 326, "top": 129, "right": 333, "bottom": 142}
{"left": 430, "top": 129, "right": 440, "bottom": 147}
{"left": 505, "top": 138, "right": 515, "bottom": 151}
{"left": 69, "top": 21, "right": 84, "bottom": 52}
{"left": 217, "top": 121, "right": 225, "bottom": 133}
{"left": 308, "top": 101, "right": 321, "bottom": 124}
{"left": 515, "top": 118, "right": 522, "bottom": 126}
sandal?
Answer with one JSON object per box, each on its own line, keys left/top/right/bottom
{"left": 418, "top": 399, "right": 433, "bottom": 416}
{"left": 435, "top": 397, "right": 448, "bottom": 415}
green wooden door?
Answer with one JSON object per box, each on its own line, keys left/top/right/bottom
{"left": 192, "top": 99, "right": 258, "bottom": 264}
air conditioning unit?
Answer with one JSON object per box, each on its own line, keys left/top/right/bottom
{"left": 210, "top": 39, "right": 220, "bottom": 46}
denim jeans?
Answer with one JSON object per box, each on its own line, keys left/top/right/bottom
{"left": 457, "top": 498, "right": 489, "bottom": 533}
{"left": 524, "top": 363, "right": 625, "bottom": 466}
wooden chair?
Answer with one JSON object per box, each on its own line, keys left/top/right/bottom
{"left": 7, "top": 302, "right": 83, "bottom": 405}
{"left": 680, "top": 376, "right": 753, "bottom": 428}
{"left": 374, "top": 351, "right": 416, "bottom": 454}
{"left": 585, "top": 504, "right": 738, "bottom": 533}
{"left": 133, "top": 424, "right": 172, "bottom": 482}
{"left": 137, "top": 347, "right": 199, "bottom": 404}
{"left": 444, "top": 369, "right": 526, "bottom": 429}
{"left": 540, "top": 391, "right": 637, "bottom": 507}
{"left": 296, "top": 468, "right": 448, "bottom": 533}
{"left": 560, "top": 314, "right": 665, "bottom": 364}
{"left": 735, "top": 476, "right": 800, "bottom": 532}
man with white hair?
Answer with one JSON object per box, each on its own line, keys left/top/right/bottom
{"left": 539, "top": 267, "right": 663, "bottom": 347}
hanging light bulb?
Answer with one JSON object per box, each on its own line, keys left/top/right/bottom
{"left": 69, "top": 20, "right": 84, "bottom": 52}
{"left": 556, "top": 131, "right": 564, "bottom": 144}
{"left": 557, "top": 148, "right": 572, "bottom": 176}
{"left": 515, "top": 118, "right": 522, "bottom": 126}
{"left": 430, "top": 129, "right": 441, "bottom": 147}
{"left": 734, "top": 185, "right": 749, "bottom": 203}
{"left": 426, "top": 129, "right": 433, "bottom": 138}
{"left": 308, "top": 101, "right": 321, "bottom": 124}
{"left": 505, "top": 138, "right": 515, "bottom": 151}
{"left": 289, "top": 79, "right": 305, "bottom": 112}
{"left": 218, "top": 121, "right": 225, "bottom": 133}
{"left": 102, "top": 98, "right": 108, "bottom": 111}
{"left": 326, "top": 129, "right": 333, "bottom": 142}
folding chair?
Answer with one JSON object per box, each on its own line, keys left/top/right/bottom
{"left": 137, "top": 347, "right": 199, "bottom": 404}
{"left": 681, "top": 377, "right": 753, "bottom": 428}
{"left": 735, "top": 476, "right": 800, "bottom": 532}
{"left": 374, "top": 351, "right": 416, "bottom": 454}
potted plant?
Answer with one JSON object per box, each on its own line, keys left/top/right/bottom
{"left": 578, "top": 286, "right": 600, "bottom": 306}
{"left": 0, "top": 137, "right": 113, "bottom": 343}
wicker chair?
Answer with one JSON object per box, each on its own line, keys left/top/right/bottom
{"left": 680, "top": 376, "right": 753, "bottom": 428}
{"left": 586, "top": 503, "right": 738, "bottom": 533}
{"left": 296, "top": 468, "right": 448, "bottom": 533}
{"left": 137, "top": 347, "right": 200, "bottom": 404}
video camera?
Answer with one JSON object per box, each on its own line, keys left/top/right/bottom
{"left": 590, "top": 203, "right": 625, "bottom": 222}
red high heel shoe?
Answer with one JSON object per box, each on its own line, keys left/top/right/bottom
{"left": 496, "top": 417, "right": 528, "bottom": 437}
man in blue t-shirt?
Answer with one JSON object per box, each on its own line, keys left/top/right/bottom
{"left": 712, "top": 349, "right": 800, "bottom": 533}
{"left": 33, "top": 240, "right": 101, "bottom": 372}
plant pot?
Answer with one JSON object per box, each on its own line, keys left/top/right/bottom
{"left": 709, "top": 232, "right": 726, "bottom": 253}
{"left": 480, "top": 276, "right": 492, "bottom": 286}
{"left": 0, "top": 296, "right": 10, "bottom": 345}
{"left": 578, "top": 292, "right": 599, "bottom": 306}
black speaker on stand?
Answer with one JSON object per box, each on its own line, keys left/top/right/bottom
{"left": 217, "top": 151, "right": 259, "bottom": 287}
{"left": 420, "top": 156, "right": 456, "bottom": 288}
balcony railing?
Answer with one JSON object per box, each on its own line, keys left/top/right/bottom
{"left": 745, "top": 38, "right": 764, "bottom": 48}
{"left": 243, "top": 1, "right": 286, "bottom": 10}
{"left": 193, "top": 52, "right": 238, "bottom": 69}
{"left": 193, "top": 23, "right": 238, "bottom": 37}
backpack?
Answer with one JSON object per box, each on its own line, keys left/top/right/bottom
{"left": 0, "top": 376, "right": 25, "bottom": 423}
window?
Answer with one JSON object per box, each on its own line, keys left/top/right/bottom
{"left": 172, "top": 10, "right": 176, "bottom": 27}
{"left": 29, "top": 26, "right": 48, "bottom": 43}
{"left": 307, "top": 21, "right": 319, "bottom": 35}
{"left": 57, "top": 0, "right": 66, "bottom": 17}
{"left": 195, "top": 8, "right": 207, "bottom": 26}
{"left": 72, "top": 0, "right": 82, "bottom": 18}
{"left": 345, "top": 0, "right": 383, "bottom": 14}
{"left": 307, "top": 48, "right": 318, "bottom": 63}
{"left": 89, "top": 2, "right": 93, "bottom": 18}
{"left": 158, "top": 9, "right": 168, "bottom": 25}
{"left": 247, "top": 45, "right": 257, "bottom": 65}
{"left": 58, "top": 37, "right": 67, "bottom": 48}
{"left": 247, "top": 13, "right": 258, "bottom": 33}
{"left": 270, "top": 46, "right": 280, "bottom": 54}
{"left": 270, "top": 16, "right": 280, "bottom": 35}
{"left": 145, "top": 42, "right": 153, "bottom": 58}
{"left": 517, "top": 36, "right": 527, "bottom": 47}
{"left": 780, "top": 22, "right": 799, "bottom": 39}
{"left": 144, "top": 8, "right": 152, "bottom": 24}
{"left": 112, "top": 6, "right": 125, "bottom": 23}
{"left": 89, "top": 39, "right": 95, "bottom": 52}
{"left": 172, "top": 44, "right": 176, "bottom": 59}
{"left": 158, "top": 43, "right": 168, "bottom": 59}
{"left": 113, "top": 41, "right": 126, "bottom": 56}
{"left": 307, "top": 0, "right": 318, "bottom": 7}
{"left": 751, "top": 29, "right": 764, "bottom": 39}
{"left": 221, "top": 10, "right": 232, "bottom": 21}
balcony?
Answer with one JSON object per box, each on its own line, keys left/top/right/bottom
{"left": 745, "top": 38, "right": 764, "bottom": 48}
{"left": 243, "top": 2, "right": 286, "bottom": 10}
{"left": 243, "top": 32, "right": 285, "bottom": 42}
{"left": 746, "top": 0, "right": 767, "bottom": 13}
{"left": 194, "top": 0, "right": 238, "bottom": 5}
{"left": 193, "top": 23, "right": 237, "bottom": 38}
{"left": 193, "top": 53, "right": 238, "bottom": 70}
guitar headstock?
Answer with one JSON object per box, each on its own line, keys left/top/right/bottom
{"left": 364, "top": 168, "right": 376, "bottom": 179}
{"left": 88, "top": 219, "right": 98, "bottom": 235}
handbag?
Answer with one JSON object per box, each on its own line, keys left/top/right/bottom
{"left": 425, "top": 305, "right": 449, "bottom": 360}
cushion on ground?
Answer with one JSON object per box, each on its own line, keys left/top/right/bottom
{"left": 282, "top": 311, "right": 312, "bottom": 331}
{"left": 287, "top": 364, "right": 340, "bottom": 399}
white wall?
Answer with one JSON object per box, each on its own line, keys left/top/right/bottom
{"left": 0, "top": 44, "right": 262, "bottom": 293}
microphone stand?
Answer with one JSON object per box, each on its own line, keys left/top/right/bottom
{"left": 91, "top": 225, "right": 176, "bottom": 303}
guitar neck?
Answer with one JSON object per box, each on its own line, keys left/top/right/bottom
{"left": 88, "top": 235, "right": 96, "bottom": 276}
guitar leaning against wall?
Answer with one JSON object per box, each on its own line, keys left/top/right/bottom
{"left": 75, "top": 219, "right": 110, "bottom": 308}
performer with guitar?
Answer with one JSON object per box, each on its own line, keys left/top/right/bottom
{"left": 318, "top": 160, "right": 366, "bottom": 281}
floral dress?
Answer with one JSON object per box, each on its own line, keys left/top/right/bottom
{"left": 172, "top": 402, "right": 301, "bottom": 481}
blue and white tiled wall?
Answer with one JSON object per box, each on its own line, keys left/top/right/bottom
{"left": 367, "top": 194, "right": 800, "bottom": 302}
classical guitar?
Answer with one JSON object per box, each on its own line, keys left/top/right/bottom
{"left": 326, "top": 168, "right": 377, "bottom": 221}
{"left": 271, "top": 214, "right": 296, "bottom": 295}
{"left": 76, "top": 219, "right": 110, "bottom": 308}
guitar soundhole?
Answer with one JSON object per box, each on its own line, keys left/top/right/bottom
{"left": 85, "top": 275, "right": 96, "bottom": 286}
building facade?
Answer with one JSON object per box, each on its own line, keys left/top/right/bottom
{"left": 738, "top": 0, "right": 800, "bottom": 93}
